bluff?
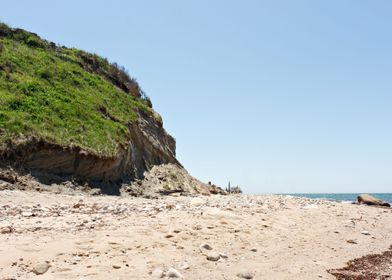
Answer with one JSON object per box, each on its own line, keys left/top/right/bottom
{"left": 0, "top": 24, "right": 219, "bottom": 195}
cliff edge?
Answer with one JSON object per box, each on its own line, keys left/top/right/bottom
{"left": 0, "top": 23, "right": 222, "bottom": 195}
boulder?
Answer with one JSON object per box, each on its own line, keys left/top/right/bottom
{"left": 357, "top": 194, "right": 390, "bottom": 207}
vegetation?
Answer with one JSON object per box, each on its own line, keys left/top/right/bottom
{"left": 0, "top": 23, "right": 153, "bottom": 156}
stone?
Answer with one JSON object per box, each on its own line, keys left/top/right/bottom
{"left": 179, "top": 261, "right": 190, "bottom": 270}
{"left": 237, "top": 270, "right": 254, "bottom": 279}
{"left": 206, "top": 252, "right": 221, "bottom": 261}
{"left": 151, "top": 268, "right": 164, "bottom": 278}
{"left": 32, "top": 262, "right": 50, "bottom": 275}
{"left": 21, "top": 211, "right": 33, "bottom": 217}
{"left": 0, "top": 226, "right": 14, "bottom": 234}
{"left": 190, "top": 197, "right": 205, "bottom": 206}
{"left": 200, "top": 243, "right": 212, "bottom": 250}
{"left": 302, "top": 204, "right": 318, "bottom": 209}
{"left": 166, "top": 267, "right": 182, "bottom": 278}
{"left": 357, "top": 194, "right": 390, "bottom": 207}
{"left": 219, "top": 252, "right": 228, "bottom": 259}
{"left": 361, "top": 230, "right": 370, "bottom": 235}
{"left": 113, "top": 265, "right": 121, "bottom": 269}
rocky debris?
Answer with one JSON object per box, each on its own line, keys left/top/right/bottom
{"left": 32, "top": 262, "right": 50, "bottom": 275}
{"left": 237, "top": 270, "right": 255, "bottom": 279}
{"left": 357, "top": 194, "right": 391, "bottom": 207}
{"left": 166, "top": 267, "right": 182, "bottom": 278}
{"left": 122, "top": 164, "right": 225, "bottom": 197}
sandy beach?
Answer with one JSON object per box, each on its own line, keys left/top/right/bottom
{"left": 1, "top": 190, "right": 391, "bottom": 279}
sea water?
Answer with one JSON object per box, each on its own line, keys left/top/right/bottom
{"left": 287, "top": 193, "right": 392, "bottom": 203}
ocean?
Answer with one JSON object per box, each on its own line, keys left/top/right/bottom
{"left": 286, "top": 193, "right": 392, "bottom": 203}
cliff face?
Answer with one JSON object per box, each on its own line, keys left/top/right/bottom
{"left": 1, "top": 109, "right": 179, "bottom": 187}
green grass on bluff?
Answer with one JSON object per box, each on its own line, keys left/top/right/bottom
{"left": 0, "top": 23, "right": 153, "bottom": 157}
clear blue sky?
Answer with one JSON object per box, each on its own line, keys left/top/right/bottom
{"left": 2, "top": 1, "right": 392, "bottom": 193}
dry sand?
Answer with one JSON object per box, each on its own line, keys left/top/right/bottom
{"left": 1, "top": 190, "right": 391, "bottom": 279}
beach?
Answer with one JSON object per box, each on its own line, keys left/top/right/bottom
{"left": 1, "top": 190, "right": 391, "bottom": 279}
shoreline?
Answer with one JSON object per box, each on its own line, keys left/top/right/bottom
{"left": 1, "top": 190, "right": 392, "bottom": 279}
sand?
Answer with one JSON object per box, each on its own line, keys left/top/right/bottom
{"left": 1, "top": 190, "right": 391, "bottom": 279}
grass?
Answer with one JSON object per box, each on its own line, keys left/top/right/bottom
{"left": 0, "top": 24, "right": 152, "bottom": 156}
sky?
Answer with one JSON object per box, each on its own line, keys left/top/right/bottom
{"left": 2, "top": 1, "right": 392, "bottom": 193}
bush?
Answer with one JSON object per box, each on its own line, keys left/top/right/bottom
{"left": 0, "top": 23, "right": 11, "bottom": 37}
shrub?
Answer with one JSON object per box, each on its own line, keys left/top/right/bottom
{"left": 0, "top": 23, "right": 11, "bottom": 37}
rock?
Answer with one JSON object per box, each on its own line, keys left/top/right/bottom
{"left": 357, "top": 194, "right": 390, "bottom": 207}
{"left": 112, "top": 264, "right": 121, "bottom": 269}
{"left": 237, "top": 270, "right": 254, "bottom": 279}
{"left": 151, "top": 268, "right": 164, "bottom": 278}
{"left": 219, "top": 252, "right": 228, "bottom": 259}
{"left": 166, "top": 267, "right": 182, "bottom": 278}
{"left": 32, "top": 262, "right": 50, "bottom": 275}
{"left": 361, "top": 230, "right": 370, "bottom": 235}
{"left": 302, "top": 204, "right": 318, "bottom": 209}
{"left": 206, "top": 252, "right": 221, "bottom": 261}
{"left": 190, "top": 197, "right": 205, "bottom": 206}
{"left": 200, "top": 243, "right": 213, "bottom": 250}
{"left": 179, "top": 261, "right": 190, "bottom": 270}
{"left": 250, "top": 248, "right": 258, "bottom": 252}
{"left": 0, "top": 226, "right": 14, "bottom": 234}
{"left": 21, "top": 211, "right": 33, "bottom": 217}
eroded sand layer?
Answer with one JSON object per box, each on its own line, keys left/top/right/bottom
{"left": 1, "top": 190, "right": 391, "bottom": 279}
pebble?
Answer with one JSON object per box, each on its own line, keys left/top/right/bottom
{"left": 237, "top": 270, "right": 254, "bottom": 279}
{"left": 32, "top": 262, "right": 50, "bottom": 275}
{"left": 179, "top": 261, "right": 190, "bottom": 270}
{"left": 166, "top": 267, "right": 182, "bottom": 278}
{"left": 200, "top": 243, "right": 212, "bottom": 250}
{"left": 21, "top": 211, "right": 33, "bottom": 217}
{"left": 151, "top": 268, "right": 164, "bottom": 278}
{"left": 0, "top": 226, "right": 14, "bottom": 234}
{"left": 190, "top": 197, "right": 205, "bottom": 206}
{"left": 206, "top": 252, "right": 221, "bottom": 261}
{"left": 361, "top": 230, "right": 370, "bottom": 235}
